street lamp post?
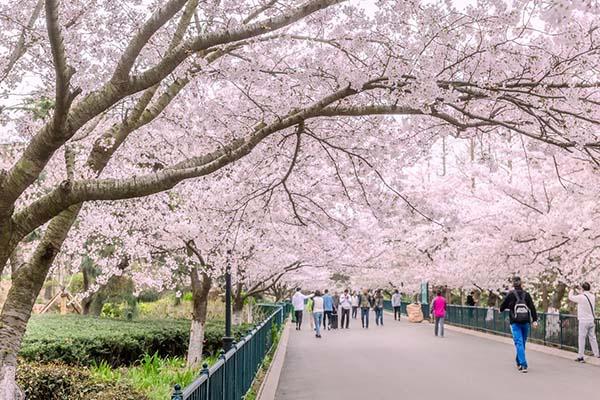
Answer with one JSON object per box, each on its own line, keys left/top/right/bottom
{"left": 223, "top": 251, "right": 234, "bottom": 352}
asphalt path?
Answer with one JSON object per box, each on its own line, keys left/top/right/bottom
{"left": 275, "top": 314, "right": 598, "bottom": 400}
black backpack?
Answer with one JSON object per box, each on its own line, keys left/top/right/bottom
{"left": 512, "top": 290, "right": 531, "bottom": 323}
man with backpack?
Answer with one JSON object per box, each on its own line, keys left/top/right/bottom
{"left": 568, "top": 282, "right": 599, "bottom": 362}
{"left": 499, "top": 277, "right": 538, "bottom": 373}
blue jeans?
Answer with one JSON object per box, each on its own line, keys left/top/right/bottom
{"left": 361, "top": 308, "right": 370, "bottom": 328}
{"left": 434, "top": 317, "right": 444, "bottom": 337}
{"left": 375, "top": 307, "right": 383, "bottom": 325}
{"left": 511, "top": 322, "right": 530, "bottom": 368}
{"left": 314, "top": 312, "right": 323, "bottom": 336}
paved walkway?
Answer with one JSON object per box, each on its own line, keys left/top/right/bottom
{"left": 275, "top": 316, "right": 598, "bottom": 400}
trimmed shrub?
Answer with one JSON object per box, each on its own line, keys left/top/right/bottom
{"left": 21, "top": 315, "right": 252, "bottom": 366}
{"left": 17, "top": 362, "right": 147, "bottom": 400}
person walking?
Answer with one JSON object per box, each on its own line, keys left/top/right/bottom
{"left": 312, "top": 291, "right": 324, "bottom": 338}
{"left": 322, "top": 289, "right": 334, "bottom": 330}
{"left": 331, "top": 291, "right": 340, "bottom": 329}
{"left": 499, "top": 277, "right": 538, "bottom": 373}
{"left": 374, "top": 289, "right": 384, "bottom": 326}
{"left": 339, "top": 289, "right": 352, "bottom": 329}
{"left": 351, "top": 291, "right": 359, "bottom": 319}
{"left": 466, "top": 291, "right": 476, "bottom": 306}
{"left": 359, "top": 289, "right": 373, "bottom": 328}
{"left": 568, "top": 282, "right": 599, "bottom": 362}
{"left": 306, "top": 296, "right": 314, "bottom": 331}
{"left": 291, "top": 288, "right": 313, "bottom": 330}
{"left": 392, "top": 289, "right": 402, "bottom": 321}
{"left": 430, "top": 290, "right": 447, "bottom": 337}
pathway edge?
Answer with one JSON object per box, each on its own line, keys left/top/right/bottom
{"left": 257, "top": 319, "right": 292, "bottom": 400}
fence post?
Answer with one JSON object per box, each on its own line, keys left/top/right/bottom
{"left": 171, "top": 384, "right": 183, "bottom": 400}
{"left": 231, "top": 342, "right": 238, "bottom": 400}
{"left": 542, "top": 313, "right": 546, "bottom": 345}
{"left": 559, "top": 315, "right": 564, "bottom": 349}
{"left": 219, "top": 350, "right": 226, "bottom": 400}
{"left": 201, "top": 363, "right": 210, "bottom": 399}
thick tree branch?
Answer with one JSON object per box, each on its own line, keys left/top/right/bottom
{"left": 130, "top": 0, "right": 346, "bottom": 91}
{"left": 0, "top": 0, "right": 343, "bottom": 216}
{"left": 111, "top": 0, "right": 190, "bottom": 83}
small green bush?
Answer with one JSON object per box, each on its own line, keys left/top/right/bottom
{"left": 137, "top": 290, "right": 161, "bottom": 303}
{"left": 21, "top": 315, "right": 252, "bottom": 367}
{"left": 17, "top": 361, "right": 147, "bottom": 400}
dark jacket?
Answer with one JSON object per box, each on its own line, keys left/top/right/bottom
{"left": 466, "top": 295, "right": 475, "bottom": 306}
{"left": 499, "top": 289, "right": 538, "bottom": 323}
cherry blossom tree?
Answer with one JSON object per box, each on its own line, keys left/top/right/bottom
{"left": 1, "top": 0, "right": 600, "bottom": 396}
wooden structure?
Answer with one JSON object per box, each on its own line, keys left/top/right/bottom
{"left": 39, "top": 287, "right": 82, "bottom": 314}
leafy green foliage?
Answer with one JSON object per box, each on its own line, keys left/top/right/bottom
{"left": 91, "top": 353, "right": 219, "bottom": 400}
{"left": 21, "top": 315, "right": 252, "bottom": 367}
{"left": 22, "top": 96, "right": 55, "bottom": 120}
{"left": 17, "top": 361, "right": 147, "bottom": 400}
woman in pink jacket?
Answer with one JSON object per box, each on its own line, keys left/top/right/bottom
{"left": 431, "top": 291, "right": 447, "bottom": 337}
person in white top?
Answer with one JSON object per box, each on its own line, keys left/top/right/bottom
{"left": 568, "top": 282, "right": 599, "bottom": 362}
{"left": 351, "top": 291, "right": 359, "bottom": 319}
{"left": 291, "top": 288, "right": 313, "bottom": 331}
{"left": 312, "top": 290, "right": 325, "bottom": 338}
{"left": 391, "top": 289, "right": 402, "bottom": 321}
{"left": 339, "top": 289, "right": 353, "bottom": 329}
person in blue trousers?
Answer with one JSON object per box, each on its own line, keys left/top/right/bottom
{"left": 499, "top": 277, "right": 538, "bottom": 373}
{"left": 358, "top": 289, "right": 373, "bottom": 328}
{"left": 322, "top": 289, "right": 334, "bottom": 330}
{"left": 312, "top": 291, "right": 324, "bottom": 338}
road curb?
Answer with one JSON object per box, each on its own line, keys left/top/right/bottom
{"left": 257, "top": 319, "right": 292, "bottom": 400}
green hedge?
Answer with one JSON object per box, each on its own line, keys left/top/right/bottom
{"left": 17, "top": 362, "right": 147, "bottom": 400}
{"left": 21, "top": 315, "right": 252, "bottom": 367}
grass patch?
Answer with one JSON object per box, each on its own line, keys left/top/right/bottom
{"left": 90, "top": 353, "right": 219, "bottom": 400}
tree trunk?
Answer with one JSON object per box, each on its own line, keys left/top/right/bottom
{"left": 186, "top": 268, "right": 211, "bottom": 369}
{"left": 487, "top": 291, "right": 498, "bottom": 307}
{"left": 551, "top": 282, "right": 567, "bottom": 310}
{"left": 246, "top": 303, "right": 253, "bottom": 324}
{"left": 0, "top": 206, "right": 78, "bottom": 399}
{"left": 232, "top": 293, "right": 244, "bottom": 325}
{"left": 540, "top": 282, "right": 550, "bottom": 312}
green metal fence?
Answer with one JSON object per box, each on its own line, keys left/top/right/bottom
{"left": 171, "top": 302, "right": 291, "bottom": 400}
{"left": 444, "top": 305, "right": 600, "bottom": 352}
{"left": 384, "top": 301, "right": 599, "bottom": 353}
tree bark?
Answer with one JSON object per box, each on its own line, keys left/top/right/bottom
{"left": 551, "top": 282, "right": 567, "bottom": 310}
{"left": 487, "top": 291, "right": 498, "bottom": 307}
{"left": 540, "top": 282, "right": 550, "bottom": 312}
{"left": 232, "top": 292, "right": 245, "bottom": 326}
{"left": 0, "top": 205, "right": 78, "bottom": 398}
{"left": 186, "top": 268, "right": 211, "bottom": 369}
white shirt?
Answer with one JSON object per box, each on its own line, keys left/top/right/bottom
{"left": 351, "top": 295, "right": 359, "bottom": 307}
{"left": 292, "top": 292, "right": 312, "bottom": 311}
{"left": 312, "top": 296, "right": 324, "bottom": 313}
{"left": 339, "top": 294, "right": 352, "bottom": 309}
{"left": 391, "top": 293, "right": 402, "bottom": 307}
{"left": 568, "top": 290, "right": 596, "bottom": 322}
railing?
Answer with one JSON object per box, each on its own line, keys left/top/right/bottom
{"left": 171, "top": 303, "right": 291, "bottom": 400}
{"left": 444, "top": 305, "right": 600, "bottom": 353}
{"left": 383, "top": 300, "right": 430, "bottom": 318}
